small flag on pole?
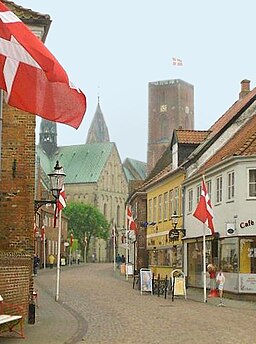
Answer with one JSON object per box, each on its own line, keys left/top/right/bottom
{"left": 193, "top": 177, "right": 214, "bottom": 234}
{"left": 172, "top": 57, "right": 183, "bottom": 66}
{"left": 54, "top": 186, "right": 66, "bottom": 227}
{"left": 126, "top": 205, "right": 137, "bottom": 233}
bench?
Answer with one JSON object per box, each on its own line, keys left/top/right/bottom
{"left": 0, "top": 298, "right": 24, "bottom": 339}
{"left": 0, "top": 314, "right": 24, "bottom": 338}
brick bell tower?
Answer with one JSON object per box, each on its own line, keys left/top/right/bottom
{"left": 147, "top": 79, "right": 194, "bottom": 174}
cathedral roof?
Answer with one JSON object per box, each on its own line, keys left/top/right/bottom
{"left": 86, "top": 101, "right": 110, "bottom": 144}
{"left": 123, "top": 158, "right": 147, "bottom": 181}
{"left": 37, "top": 142, "right": 116, "bottom": 184}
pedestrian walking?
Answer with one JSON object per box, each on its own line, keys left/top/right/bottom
{"left": 33, "top": 254, "right": 40, "bottom": 276}
{"left": 48, "top": 254, "right": 55, "bottom": 269}
{"left": 116, "top": 253, "right": 122, "bottom": 268}
{"left": 121, "top": 254, "right": 126, "bottom": 264}
{"left": 216, "top": 268, "right": 225, "bottom": 306}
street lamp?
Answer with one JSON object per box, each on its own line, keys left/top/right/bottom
{"left": 48, "top": 161, "right": 66, "bottom": 302}
{"left": 169, "top": 211, "right": 186, "bottom": 240}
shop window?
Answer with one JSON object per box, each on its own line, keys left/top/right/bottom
{"left": 168, "top": 245, "right": 182, "bottom": 268}
{"left": 220, "top": 238, "right": 238, "bottom": 272}
{"left": 240, "top": 238, "right": 256, "bottom": 273}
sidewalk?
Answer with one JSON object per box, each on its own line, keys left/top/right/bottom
{"left": 0, "top": 269, "right": 79, "bottom": 344}
{"left": 115, "top": 268, "right": 256, "bottom": 310}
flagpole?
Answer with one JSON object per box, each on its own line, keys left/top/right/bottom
{"left": 113, "top": 225, "right": 116, "bottom": 272}
{"left": 125, "top": 205, "right": 129, "bottom": 281}
{"left": 55, "top": 209, "right": 62, "bottom": 302}
{"left": 43, "top": 231, "right": 46, "bottom": 270}
{"left": 203, "top": 223, "right": 207, "bottom": 303}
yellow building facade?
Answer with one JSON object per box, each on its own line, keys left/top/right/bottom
{"left": 145, "top": 168, "right": 186, "bottom": 278}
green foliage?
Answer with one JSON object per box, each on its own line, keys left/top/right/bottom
{"left": 63, "top": 202, "right": 109, "bottom": 253}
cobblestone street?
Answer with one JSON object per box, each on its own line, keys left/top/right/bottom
{"left": 38, "top": 263, "right": 256, "bottom": 344}
{"left": 2, "top": 263, "right": 256, "bottom": 344}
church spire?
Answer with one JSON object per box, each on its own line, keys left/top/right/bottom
{"left": 86, "top": 98, "right": 110, "bottom": 144}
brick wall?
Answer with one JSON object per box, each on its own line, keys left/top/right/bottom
{"left": 0, "top": 103, "right": 36, "bottom": 317}
{"left": 0, "top": 252, "right": 31, "bottom": 317}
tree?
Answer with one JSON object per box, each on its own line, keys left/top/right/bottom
{"left": 63, "top": 202, "right": 109, "bottom": 261}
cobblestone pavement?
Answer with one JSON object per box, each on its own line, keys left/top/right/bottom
{"left": 1, "top": 263, "right": 256, "bottom": 344}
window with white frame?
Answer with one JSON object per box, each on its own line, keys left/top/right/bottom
{"left": 158, "top": 194, "right": 162, "bottom": 222}
{"left": 188, "top": 188, "right": 193, "bottom": 213}
{"left": 174, "top": 187, "right": 179, "bottom": 214}
{"left": 163, "top": 192, "right": 168, "bottom": 220}
{"left": 153, "top": 197, "right": 157, "bottom": 222}
{"left": 248, "top": 169, "right": 256, "bottom": 197}
{"left": 196, "top": 183, "right": 202, "bottom": 204}
{"left": 227, "top": 171, "right": 235, "bottom": 201}
{"left": 169, "top": 190, "right": 173, "bottom": 218}
{"left": 216, "top": 175, "right": 223, "bottom": 203}
{"left": 206, "top": 180, "right": 212, "bottom": 202}
{"left": 148, "top": 199, "right": 153, "bottom": 222}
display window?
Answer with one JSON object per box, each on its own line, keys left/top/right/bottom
{"left": 240, "top": 237, "right": 256, "bottom": 273}
{"left": 148, "top": 246, "right": 182, "bottom": 268}
{"left": 220, "top": 237, "right": 238, "bottom": 273}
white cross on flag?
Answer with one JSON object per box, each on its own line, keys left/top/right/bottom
{"left": 54, "top": 186, "right": 66, "bottom": 227}
{"left": 126, "top": 206, "right": 137, "bottom": 234}
{"left": 0, "top": 2, "right": 86, "bottom": 129}
{"left": 193, "top": 178, "right": 215, "bottom": 235}
{"left": 172, "top": 57, "right": 183, "bottom": 66}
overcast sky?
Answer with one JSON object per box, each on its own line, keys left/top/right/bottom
{"left": 18, "top": 0, "right": 256, "bottom": 162}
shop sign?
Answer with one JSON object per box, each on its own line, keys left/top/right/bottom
{"left": 240, "top": 219, "right": 254, "bottom": 228}
{"left": 169, "top": 229, "right": 179, "bottom": 240}
{"left": 226, "top": 223, "right": 235, "bottom": 235}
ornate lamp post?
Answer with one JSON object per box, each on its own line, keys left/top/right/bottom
{"left": 168, "top": 211, "right": 186, "bottom": 241}
{"left": 48, "top": 161, "right": 66, "bottom": 302}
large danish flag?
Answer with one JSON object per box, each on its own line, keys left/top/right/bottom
{"left": 0, "top": 2, "right": 86, "bottom": 129}
{"left": 193, "top": 178, "right": 215, "bottom": 235}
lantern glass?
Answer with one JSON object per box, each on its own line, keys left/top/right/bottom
{"left": 48, "top": 161, "right": 66, "bottom": 198}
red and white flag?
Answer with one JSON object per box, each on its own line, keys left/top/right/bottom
{"left": 126, "top": 205, "right": 137, "bottom": 233}
{"left": 193, "top": 178, "right": 214, "bottom": 235}
{"left": 172, "top": 57, "right": 183, "bottom": 66}
{"left": 0, "top": 2, "right": 86, "bottom": 129}
{"left": 70, "top": 233, "right": 74, "bottom": 247}
{"left": 41, "top": 225, "right": 45, "bottom": 242}
{"left": 54, "top": 186, "right": 66, "bottom": 227}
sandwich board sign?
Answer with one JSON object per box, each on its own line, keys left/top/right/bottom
{"left": 140, "top": 268, "right": 152, "bottom": 294}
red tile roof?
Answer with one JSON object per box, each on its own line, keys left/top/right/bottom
{"left": 176, "top": 130, "right": 210, "bottom": 144}
{"left": 209, "top": 88, "right": 256, "bottom": 135}
{"left": 198, "top": 113, "right": 256, "bottom": 173}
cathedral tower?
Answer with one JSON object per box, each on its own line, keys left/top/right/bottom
{"left": 39, "top": 119, "right": 57, "bottom": 156}
{"left": 147, "top": 79, "right": 194, "bottom": 174}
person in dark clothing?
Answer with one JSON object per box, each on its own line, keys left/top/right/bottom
{"left": 116, "top": 253, "right": 122, "bottom": 268}
{"left": 33, "top": 254, "right": 40, "bottom": 276}
{"left": 121, "top": 255, "right": 126, "bottom": 264}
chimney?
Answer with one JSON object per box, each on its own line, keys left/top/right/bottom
{"left": 239, "top": 79, "right": 250, "bottom": 99}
